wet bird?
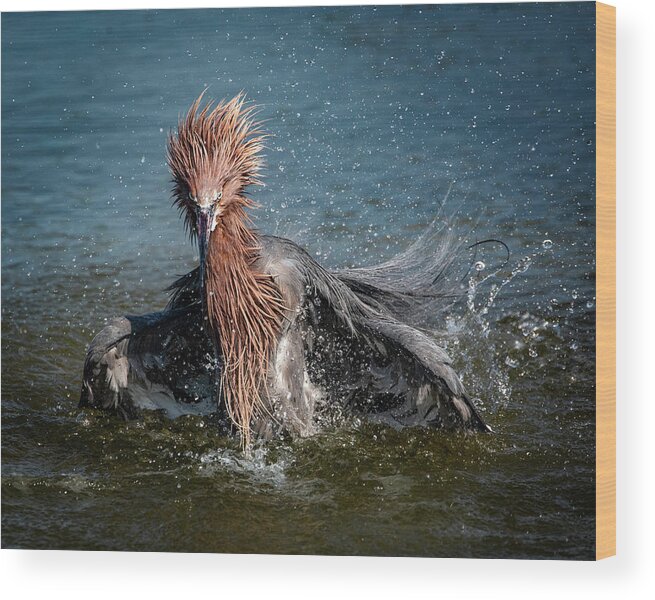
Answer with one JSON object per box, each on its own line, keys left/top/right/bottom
{"left": 80, "top": 93, "right": 490, "bottom": 447}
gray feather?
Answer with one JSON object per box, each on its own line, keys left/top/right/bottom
{"left": 80, "top": 225, "right": 490, "bottom": 435}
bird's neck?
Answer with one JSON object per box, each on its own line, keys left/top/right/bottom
{"left": 204, "top": 206, "right": 285, "bottom": 447}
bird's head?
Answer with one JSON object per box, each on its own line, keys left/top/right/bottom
{"left": 167, "top": 92, "right": 266, "bottom": 278}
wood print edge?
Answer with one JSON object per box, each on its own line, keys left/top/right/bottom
{"left": 595, "top": 1, "right": 616, "bottom": 561}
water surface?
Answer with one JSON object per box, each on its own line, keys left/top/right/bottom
{"left": 2, "top": 3, "right": 596, "bottom": 558}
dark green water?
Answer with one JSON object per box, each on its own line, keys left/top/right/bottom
{"left": 2, "top": 3, "right": 596, "bottom": 558}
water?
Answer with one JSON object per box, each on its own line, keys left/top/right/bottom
{"left": 1, "top": 3, "right": 596, "bottom": 558}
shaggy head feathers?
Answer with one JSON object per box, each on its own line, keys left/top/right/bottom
{"left": 167, "top": 92, "right": 266, "bottom": 236}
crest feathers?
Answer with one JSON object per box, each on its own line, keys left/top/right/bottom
{"left": 167, "top": 92, "right": 267, "bottom": 218}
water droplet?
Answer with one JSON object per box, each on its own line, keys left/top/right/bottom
{"left": 542, "top": 239, "right": 553, "bottom": 249}
{"left": 515, "top": 257, "right": 531, "bottom": 273}
{"left": 474, "top": 261, "right": 486, "bottom": 271}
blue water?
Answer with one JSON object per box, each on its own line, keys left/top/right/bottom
{"left": 2, "top": 3, "right": 596, "bottom": 558}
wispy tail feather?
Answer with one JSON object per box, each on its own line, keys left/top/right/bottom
{"left": 334, "top": 212, "right": 507, "bottom": 329}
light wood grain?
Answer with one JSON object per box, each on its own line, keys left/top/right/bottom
{"left": 596, "top": 1, "right": 616, "bottom": 560}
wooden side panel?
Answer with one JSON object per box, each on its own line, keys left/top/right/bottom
{"left": 595, "top": 1, "right": 616, "bottom": 561}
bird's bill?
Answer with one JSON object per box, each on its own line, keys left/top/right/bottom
{"left": 195, "top": 205, "right": 214, "bottom": 290}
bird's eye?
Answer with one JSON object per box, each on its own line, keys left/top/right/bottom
{"left": 216, "top": 191, "right": 223, "bottom": 201}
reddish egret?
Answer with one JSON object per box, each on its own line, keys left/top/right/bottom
{"left": 80, "top": 93, "right": 490, "bottom": 447}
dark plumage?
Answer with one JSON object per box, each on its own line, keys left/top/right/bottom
{"left": 80, "top": 93, "right": 491, "bottom": 447}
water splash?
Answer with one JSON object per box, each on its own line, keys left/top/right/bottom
{"left": 443, "top": 242, "right": 552, "bottom": 413}
{"left": 198, "top": 443, "right": 290, "bottom": 486}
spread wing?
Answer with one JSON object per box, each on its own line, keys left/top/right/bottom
{"left": 260, "top": 236, "right": 490, "bottom": 433}
{"left": 79, "top": 304, "right": 219, "bottom": 419}
{"left": 80, "top": 230, "right": 491, "bottom": 435}
{"left": 301, "top": 279, "right": 490, "bottom": 432}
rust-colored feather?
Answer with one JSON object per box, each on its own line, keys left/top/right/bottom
{"left": 205, "top": 208, "right": 286, "bottom": 448}
{"left": 167, "top": 92, "right": 284, "bottom": 448}
{"left": 167, "top": 91, "right": 267, "bottom": 240}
